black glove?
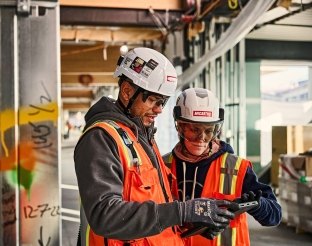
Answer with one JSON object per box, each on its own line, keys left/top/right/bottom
{"left": 181, "top": 198, "right": 235, "bottom": 229}
{"left": 234, "top": 190, "right": 262, "bottom": 204}
{"left": 229, "top": 190, "right": 262, "bottom": 215}
{"left": 200, "top": 227, "right": 225, "bottom": 240}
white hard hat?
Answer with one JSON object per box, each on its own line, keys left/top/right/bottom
{"left": 113, "top": 47, "right": 177, "bottom": 97}
{"left": 174, "top": 88, "right": 224, "bottom": 123}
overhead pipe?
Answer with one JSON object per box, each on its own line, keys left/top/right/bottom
{"left": 177, "top": 0, "right": 275, "bottom": 90}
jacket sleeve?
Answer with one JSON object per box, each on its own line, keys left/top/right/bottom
{"left": 242, "top": 167, "right": 282, "bottom": 226}
{"left": 74, "top": 128, "right": 182, "bottom": 240}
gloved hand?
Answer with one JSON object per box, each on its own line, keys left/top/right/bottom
{"left": 234, "top": 190, "right": 262, "bottom": 205}
{"left": 181, "top": 198, "right": 235, "bottom": 229}
{"left": 200, "top": 227, "right": 225, "bottom": 240}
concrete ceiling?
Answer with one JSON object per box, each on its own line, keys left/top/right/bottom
{"left": 60, "top": 0, "right": 183, "bottom": 111}
{"left": 59, "top": 0, "right": 312, "bottom": 111}
{"left": 247, "top": 3, "right": 312, "bottom": 41}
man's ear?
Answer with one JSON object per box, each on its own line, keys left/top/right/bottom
{"left": 120, "top": 81, "right": 133, "bottom": 101}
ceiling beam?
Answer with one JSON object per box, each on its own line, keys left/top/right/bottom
{"left": 60, "top": 27, "right": 163, "bottom": 43}
{"left": 60, "top": 7, "right": 182, "bottom": 27}
{"left": 60, "top": 0, "right": 184, "bottom": 10}
{"left": 61, "top": 89, "right": 94, "bottom": 98}
{"left": 63, "top": 102, "right": 91, "bottom": 110}
{"left": 61, "top": 45, "right": 120, "bottom": 73}
{"left": 246, "top": 39, "right": 312, "bottom": 60}
{"left": 61, "top": 74, "right": 118, "bottom": 86}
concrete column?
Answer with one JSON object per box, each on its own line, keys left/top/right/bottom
{"left": 239, "top": 39, "right": 246, "bottom": 158}
{"left": 308, "top": 66, "right": 312, "bottom": 100}
{"left": 0, "top": 2, "right": 61, "bottom": 245}
{"left": 0, "top": 7, "right": 18, "bottom": 245}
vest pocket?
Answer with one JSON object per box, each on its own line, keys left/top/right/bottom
{"left": 125, "top": 166, "right": 162, "bottom": 202}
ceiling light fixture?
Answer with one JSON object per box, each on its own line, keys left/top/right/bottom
{"left": 120, "top": 44, "right": 129, "bottom": 55}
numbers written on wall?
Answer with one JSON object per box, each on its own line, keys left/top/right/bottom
{"left": 23, "top": 203, "right": 60, "bottom": 219}
{"left": 28, "top": 81, "right": 56, "bottom": 149}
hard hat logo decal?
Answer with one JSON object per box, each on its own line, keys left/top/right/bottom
{"left": 141, "top": 67, "right": 152, "bottom": 78}
{"left": 141, "top": 59, "right": 159, "bottom": 78}
{"left": 130, "top": 57, "right": 146, "bottom": 74}
{"left": 167, "top": 75, "right": 177, "bottom": 82}
{"left": 193, "top": 111, "right": 212, "bottom": 117}
{"left": 146, "top": 59, "right": 159, "bottom": 70}
{"left": 124, "top": 57, "right": 133, "bottom": 67}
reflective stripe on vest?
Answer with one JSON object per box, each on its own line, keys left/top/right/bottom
{"left": 217, "top": 153, "right": 243, "bottom": 246}
{"left": 217, "top": 153, "right": 242, "bottom": 246}
{"left": 169, "top": 153, "right": 251, "bottom": 246}
{"left": 166, "top": 154, "right": 179, "bottom": 201}
{"left": 84, "top": 120, "right": 141, "bottom": 168}
{"left": 163, "top": 152, "right": 174, "bottom": 169}
{"left": 219, "top": 152, "right": 242, "bottom": 195}
{"left": 105, "top": 120, "right": 142, "bottom": 168}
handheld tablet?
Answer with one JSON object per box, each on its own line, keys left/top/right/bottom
{"left": 228, "top": 200, "right": 259, "bottom": 215}
{"left": 180, "top": 200, "right": 259, "bottom": 238}
{"left": 180, "top": 225, "right": 207, "bottom": 238}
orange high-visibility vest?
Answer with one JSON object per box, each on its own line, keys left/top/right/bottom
{"left": 169, "top": 152, "right": 251, "bottom": 246}
{"left": 80, "top": 121, "right": 184, "bottom": 246}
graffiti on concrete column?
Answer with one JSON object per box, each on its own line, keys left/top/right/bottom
{"left": 1, "top": 81, "right": 60, "bottom": 244}
{"left": 28, "top": 82, "right": 55, "bottom": 149}
{"left": 2, "top": 183, "right": 16, "bottom": 228}
{"left": 23, "top": 203, "right": 60, "bottom": 219}
{"left": 38, "top": 225, "right": 51, "bottom": 246}
{"left": 0, "top": 82, "right": 58, "bottom": 158}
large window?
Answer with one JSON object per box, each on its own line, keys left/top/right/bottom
{"left": 258, "top": 63, "right": 311, "bottom": 166}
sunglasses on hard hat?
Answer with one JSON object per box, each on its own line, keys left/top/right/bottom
{"left": 141, "top": 90, "right": 169, "bottom": 108}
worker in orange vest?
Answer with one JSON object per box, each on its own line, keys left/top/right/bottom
{"left": 74, "top": 49, "right": 235, "bottom": 246}
{"left": 163, "top": 88, "right": 282, "bottom": 246}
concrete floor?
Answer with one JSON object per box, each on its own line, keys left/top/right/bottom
{"left": 61, "top": 143, "right": 312, "bottom": 245}
{"left": 248, "top": 215, "right": 312, "bottom": 245}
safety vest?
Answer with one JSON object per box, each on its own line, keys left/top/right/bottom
{"left": 168, "top": 152, "right": 251, "bottom": 246}
{"left": 80, "top": 121, "right": 184, "bottom": 246}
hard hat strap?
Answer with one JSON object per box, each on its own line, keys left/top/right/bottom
{"left": 126, "top": 87, "right": 142, "bottom": 114}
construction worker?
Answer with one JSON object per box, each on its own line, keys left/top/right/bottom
{"left": 74, "top": 48, "right": 235, "bottom": 246}
{"left": 163, "top": 88, "right": 282, "bottom": 246}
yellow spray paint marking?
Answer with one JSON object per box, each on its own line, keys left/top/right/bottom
{"left": 0, "top": 102, "right": 58, "bottom": 157}
{"left": 0, "top": 109, "right": 16, "bottom": 156}
{"left": 19, "top": 102, "right": 58, "bottom": 126}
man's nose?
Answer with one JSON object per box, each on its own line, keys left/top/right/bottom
{"left": 153, "top": 104, "right": 163, "bottom": 113}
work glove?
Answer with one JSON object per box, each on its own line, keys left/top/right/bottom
{"left": 200, "top": 227, "right": 225, "bottom": 240}
{"left": 234, "top": 190, "right": 262, "bottom": 204}
{"left": 233, "top": 190, "right": 262, "bottom": 214}
{"left": 181, "top": 198, "right": 235, "bottom": 229}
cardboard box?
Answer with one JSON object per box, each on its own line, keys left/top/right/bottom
{"left": 279, "top": 176, "right": 312, "bottom": 233}
{"left": 298, "top": 204, "right": 312, "bottom": 233}
{"left": 272, "top": 125, "right": 312, "bottom": 185}
{"left": 279, "top": 176, "right": 298, "bottom": 201}
{"left": 288, "top": 156, "right": 305, "bottom": 170}
{"left": 287, "top": 125, "right": 312, "bottom": 154}
{"left": 297, "top": 182, "right": 312, "bottom": 208}
{"left": 280, "top": 155, "right": 312, "bottom": 178}
{"left": 297, "top": 182, "right": 312, "bottom": 233}
{"left": 271, "top": 126, "right": 287, "bottom": 186}
{"left": 306, "top": 157, "right": 312, "bottom": 177}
